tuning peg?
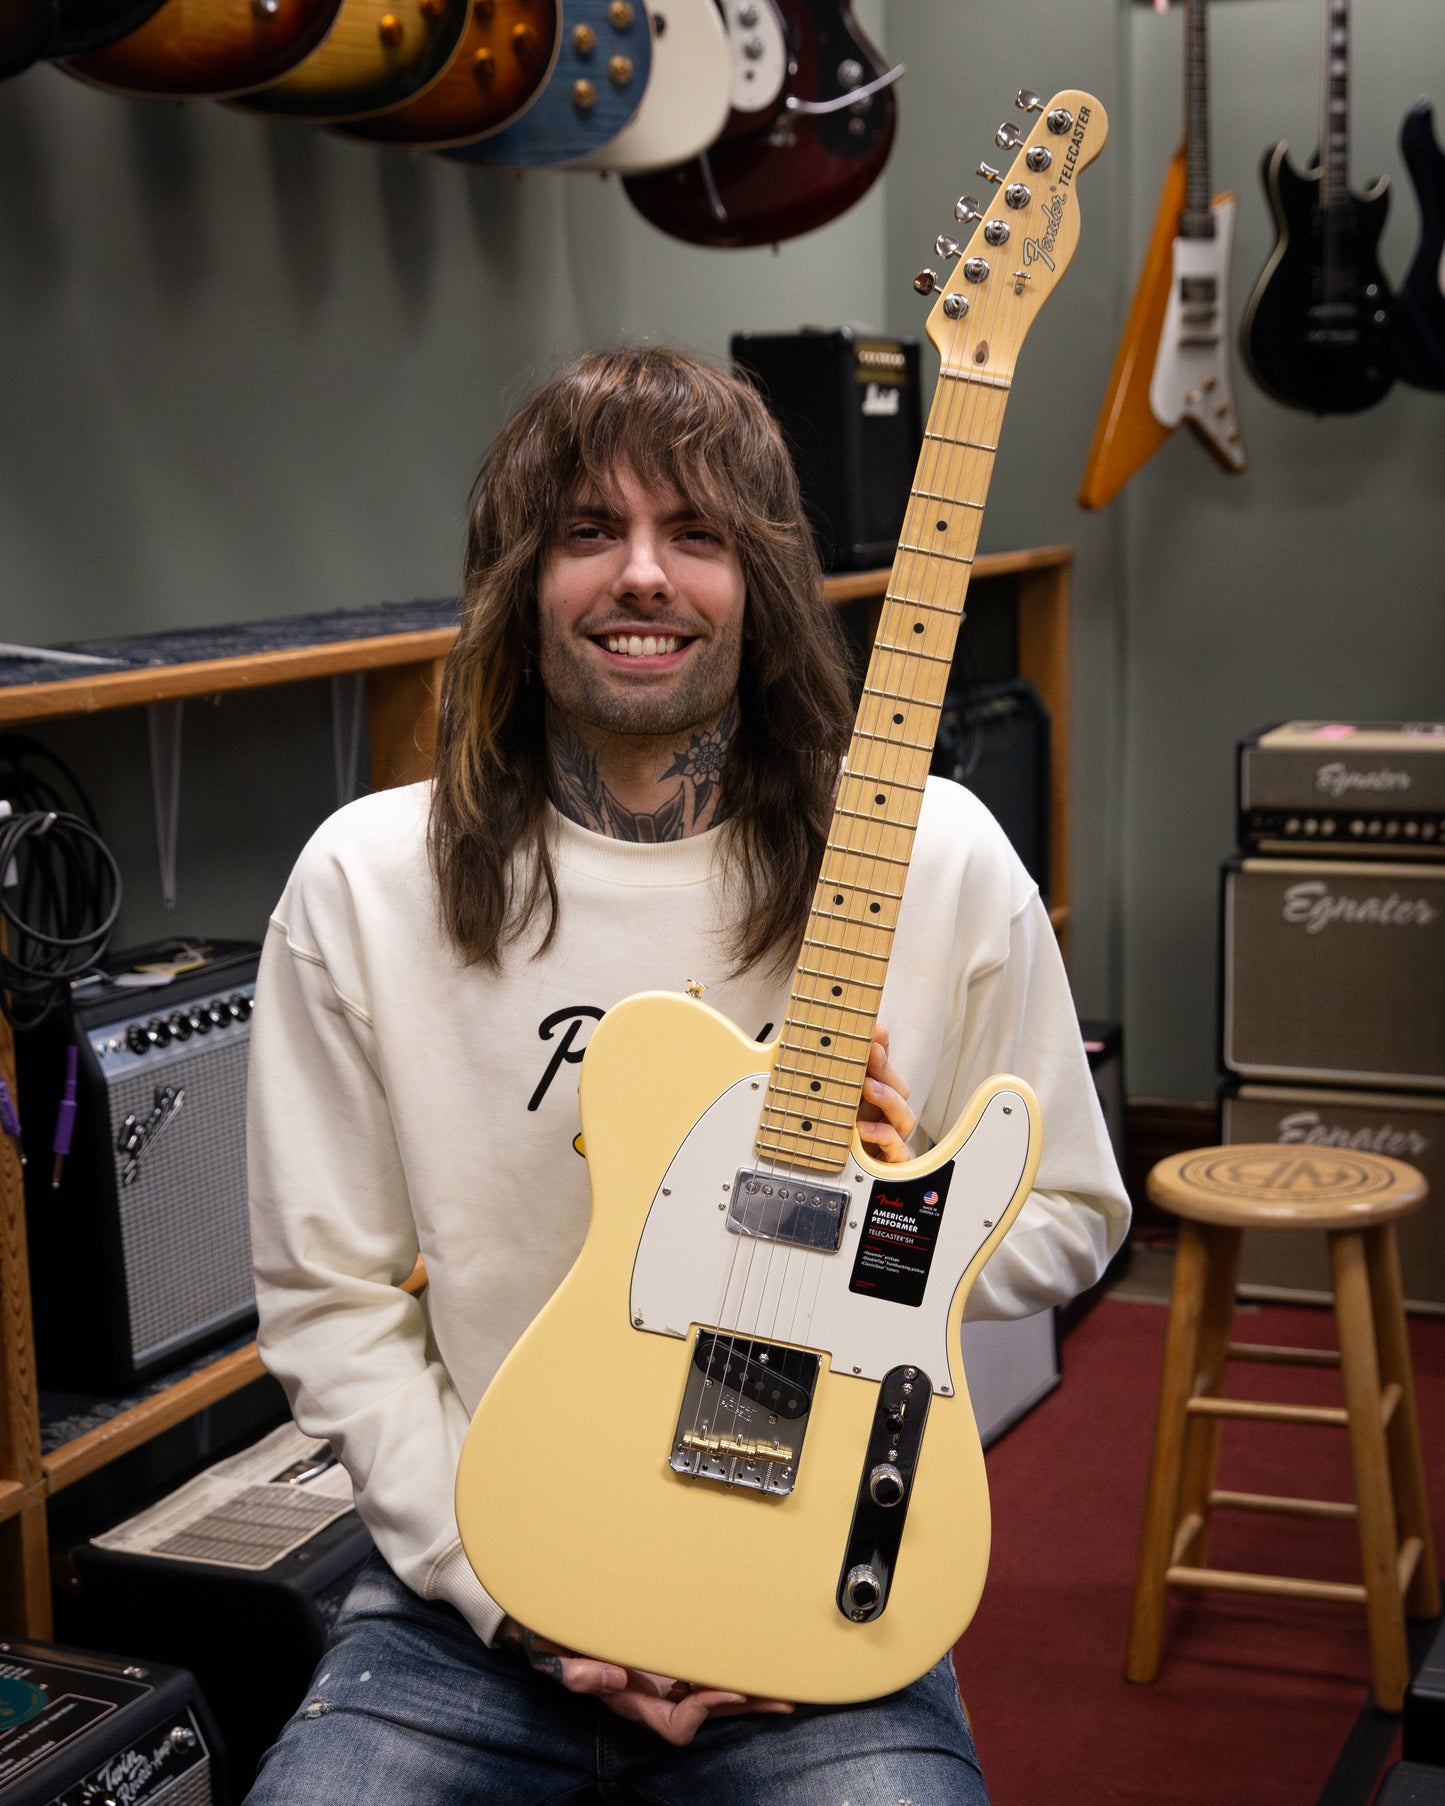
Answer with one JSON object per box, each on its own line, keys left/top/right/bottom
{"left": 935, "top": 233, "right": 962, "bottom": 259}
{"left": 953, "top": 195, "right": 983, "bottom": 223}
{"left": 913, "top": 268, "right": 940, "bottom": 296}
{"left": 976, "top": 161, "right": 1002, "bottom": 185}
{"left": 1016, "top": 88, "right": 1043, "bottom": 113}
{"left": 995, "top": 122, "right": 1022, "bottom": 150}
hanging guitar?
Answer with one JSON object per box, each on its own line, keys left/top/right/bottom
{"left": 1394, "top": 100, "right": 1445, "bottom": 392}
{"left": 1079, "top": 0, "right": 1244, "bottom": 509}
{"left": 2, "top": 0, "right": 170, "bottom": 81}
{"left": 1239, "top": 0, "right": 1394, "bottom": 414}
{"left": 231, "top": 0, "right": 468, "bottom": 123}
{"left": 622, "top": 0, "right": 901, "bottom": 250}
{"left": 562, "top": 0, "right": 732, "bottom": 173}
{"left": 455, "top": 87, "right": 1108, "bottom": 1706}
{"left": 64, "top": 0, "right": 342, "bottom": 99}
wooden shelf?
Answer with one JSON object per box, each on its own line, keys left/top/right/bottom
{"left": 0, "top": 548, "right": 1072, "bottom": 1637}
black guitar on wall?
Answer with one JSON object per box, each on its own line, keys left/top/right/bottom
{"left": 1395, "top": 101, "right": 1445, "bottom": 391}
{"left": 1240, "top": 0, "right": 1394, "bottom": 413}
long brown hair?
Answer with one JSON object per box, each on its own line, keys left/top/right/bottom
{"left": 427, "top": 347, "right": 854, "bottom": 975}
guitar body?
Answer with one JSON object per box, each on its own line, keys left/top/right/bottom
{"left": 3, "top": 0, "right": 174, "bottom": 79}
{"left": 1240, "top": 141, "right": 1395, "bottom": 413}
{"left": 455, "top": 991, "right": 1040, "bottom": 1703}
{"left": 445, "top": 0, "right": 652, "bottom": 168}
{"left": 563, "top": 0, "right": 730, "bottom": 173}
{"left": 65, "top": 0, "right": 340, "bottom": 99}
{"left": 339, "top": 0, "right": 557, "bottom": 147}
{"left": 1149, "top": 193, "right": 1246, "bottom": 471}
{"left": 1395, "top": 101, "right": 1445, "bottom": 392}
{"left": 233, "top": 0, "right": 466, "bottom": 122}
{"left": 1078, "top": 147, "right": 1183, "bottom": 509}
{"left": 622, "top": 0, "right": 895, "bottom": 249}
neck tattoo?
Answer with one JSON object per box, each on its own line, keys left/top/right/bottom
{"left": 547, "top": 698, "right": 738, "bottom": 842}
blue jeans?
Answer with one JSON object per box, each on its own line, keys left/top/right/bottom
{"left": 245, "top": 1556, "right": 987, "bottom": 1805}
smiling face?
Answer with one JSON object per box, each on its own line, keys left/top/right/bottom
{"left": 536, "top": 464, "right": 748, "bottom": 744}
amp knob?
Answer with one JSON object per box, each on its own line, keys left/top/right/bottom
{"left": 868, "top": 1462, "right": 905, "bottom": 1507}
{"left": 844, "top": 1563, "right": 883, "bottom": 1618}
{"left": 125, "top": 1024, "right": 151, "bottom": 1055}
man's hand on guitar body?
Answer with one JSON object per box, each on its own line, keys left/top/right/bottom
{"left": 856, "top": 1024, "right": 917, "bottom": 1164}
{"left": 498, "top": 1618, "right": 794, "bottom": 1746}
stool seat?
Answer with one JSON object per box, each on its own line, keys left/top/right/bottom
{"left": 1127, "top": 1143, "right": 1439, "bottom": 1713}
{"left": 1148, "top": 1145, "right": 1427, "bottom": 1231}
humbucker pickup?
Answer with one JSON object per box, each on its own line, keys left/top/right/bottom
{"left": 727, "top": 1168, "right": 850, "bottom": 1251}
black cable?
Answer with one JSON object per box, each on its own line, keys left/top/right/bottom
{"left": 0, "top": 737, "right": 122, "bottom": 1031}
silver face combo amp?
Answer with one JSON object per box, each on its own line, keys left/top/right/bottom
{"left": 730, "top": 327, "right": 923, "bottom": 571}
{"left": 0, "top": 1640, "right": 218, "bottom": 1806}
{"left": 1238, "top": 720, "right": 1445, "bottom": 858}
{"left": 18, "top": 941, "right": 260, "bottom": 1394}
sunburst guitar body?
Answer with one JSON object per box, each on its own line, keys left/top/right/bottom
{"left": 456, "top": 87, "right": 1109, "bottom": 1704}
{"left": 64, "top": 0, "right": 339, "bottom": 96}
{"left": 232, "top": 0, "right": 467, "bottom": 122}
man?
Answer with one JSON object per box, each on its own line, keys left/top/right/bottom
{"left": 245, "top": 347, "right": 1129, "bottom": 1803}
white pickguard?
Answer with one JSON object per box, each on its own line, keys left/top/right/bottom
{"left": 1149, "top": 194, "right": 1247, "bottom": 470}
{"left": 564, "top": 0, "right": 731, "bottom": 172}
{"left": 720, "top": 0, "right": 787, "bottom": 120}
{"left": 628, "top": 1073, "right": 1034, "bottom": 1394}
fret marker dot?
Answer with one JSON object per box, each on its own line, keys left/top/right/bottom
{"left": 870, "top": 902, "right": 881, "bottom": 914}
{"left": 875, "top": 793, "right": 886, "bottom": 805}
{"left": 810, "top": 1080, "right": 821, "bottom": 1092}
{"left": 833, "top": 893, "right": 844, "bottom": 905}
{"left": 831, "top": 985, "right": 843, "bottom": 997}
{"left": 913, "top": 622, "right": 925, "bottom": 634}
{"left": 893, "top": 712, "right": 904, "bottom": 725}
{"left": 820, "top": 1035, "right": 832, "bottom": 1047}
{"left": 936, "top": 519, "right": 947, "bottom": 532}
{"left": 801, "top": 1120, "right": 813, "bottom": 1132}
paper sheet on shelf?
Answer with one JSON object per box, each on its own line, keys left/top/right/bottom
{"left": 92, "top": 1422, "right": 355, "bottom": 1571}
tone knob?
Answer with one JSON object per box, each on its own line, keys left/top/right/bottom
{"left": 186, "top": 1008, "right": 211, "bottom": 1035}
{"left": 146, "top": 1017, "right": 171, "bottom": 1047}
{"left": 736, "top": 0, "right": 757, "bottom": 20}
{"left": 125, "top": 1023, "right": 151, "bottom": 1055}
{"left": 868, "top": 1462, "right": 905, "bottom": 1507}
{"left": 167, "top": 1013, "right": 192, "bottom": 1040}
{"left": 205, "top": 1001, "right": 227, "bottom": 1028}
{"left": 170, "top": 1724, "right": 198, "bottom": 1750}
{"left": 844, "top": 1563, "right": 883, "bottom": 1617}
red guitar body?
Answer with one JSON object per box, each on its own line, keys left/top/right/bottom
{"left": 623, "top": 0, "right": 895, "bottom": 250}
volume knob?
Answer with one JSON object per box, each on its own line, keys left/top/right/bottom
{"left": 868, "top": 1462, "right": 905, "bottom": 1507}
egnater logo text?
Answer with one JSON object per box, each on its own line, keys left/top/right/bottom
{"left": 1282, "top": 880, "right": 1440, "bottom": 934}
{"left": 1275, "top": 1109, "right": 1430, "bottom": 1161}
{"left": 1315, "top": 761, "right": 1411, "bottom": 798}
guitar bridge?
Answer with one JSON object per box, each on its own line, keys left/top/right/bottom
{"left": 669, "top": 1330, "right": 821, "bottom": 1496}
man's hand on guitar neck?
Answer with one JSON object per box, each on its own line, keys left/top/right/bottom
{"left": 856, "top": 1024, "right": 917, "bottom": 1164}
{"left": 497, "top": 1619, "right": 795, "bottom": 1746}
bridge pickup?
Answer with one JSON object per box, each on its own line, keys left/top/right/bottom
{"left": 668, "top": 1331, "right": 821, "bottom": 1496}
{"left": 727, "top": 1168, "right": 850, "bottom": 1251}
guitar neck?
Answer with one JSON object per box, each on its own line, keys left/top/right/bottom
{"left": 754, "top": 376, "right": 1008, "bottom": 1176}
{"left": 1320, "top": 0, "right": 1351, "bottom": 208}
{"left": 1180, "top": 0, "right": 1214, "bottom": 238}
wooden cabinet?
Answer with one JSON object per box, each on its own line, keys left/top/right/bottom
{"left": 0, "top": 545, "right": 1071, "bottom": 1634}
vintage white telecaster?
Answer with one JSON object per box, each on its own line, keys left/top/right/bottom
{"left": 456, "top": 87, "right": 1109, "bottom": 1706}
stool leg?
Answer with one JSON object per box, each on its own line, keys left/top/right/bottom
{"left": 1365, "top": 1222, "right": 1440, "bottom": 1620}
{"left": 1331, "top": 1228, "right": 1411, "bottom": 1713}
{"left": 1127, "top": 1219, "right": 1213, "bottom": 1683}
{"left": 1175, "top": 1223, "right": 1242, "bottom": 1572}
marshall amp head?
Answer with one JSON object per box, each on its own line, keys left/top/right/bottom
{"left": 18, "top": 940, "right": 261, "bottom": 1393}
{"left": 0, "top": 1639, "right": 218, "bottom": 1806}
{"left": 1221, "top": 859, "right": 1445, "bottom": 1092}
{"left": 731, "top": 327, "right": 923, "bottom": 571}
{"left": 1239, "top": 721, "right": 1445, "bottom": 857}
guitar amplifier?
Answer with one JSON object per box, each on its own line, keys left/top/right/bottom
{"left": 1239, "top": 721, "right": 1445, "bottom": 858}
{"left": 1221, "top": 858, "right": 1445, "bottom": 1092}
{"left": 933, "top": 678, "right": 1051, "bottom": 897}
{"left": 730, "top": 327, "right": 923, "bottom": 571}
{"left": 0, "top": 1639, "right": 218, "bottom": 1806}
{"left": 1223, "top": 1083, "right": 1445, "bottom": 1310}
{"left": 17, "top": 940, "right": 261, "bottom": 1393}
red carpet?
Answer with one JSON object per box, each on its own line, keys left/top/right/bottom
{"left": 953, "top": 1295, "right": 1445, "bottom": 1804}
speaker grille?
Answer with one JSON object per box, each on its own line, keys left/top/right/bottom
{"left": 102, "top": 1032, "right": 254, "bottom": 1365}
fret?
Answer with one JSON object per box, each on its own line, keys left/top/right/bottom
{"left": 829, "top": 808, "right": 924, "bottom": 835}
{"left": 782, "top": 990, "right": 879, "bottom": 1021}
{"left": 923, "top": 429, "right": 998, "bottom": 453}
{"left": 910, "top": 487, "right": 986, "bottom": 511}
{"left": 794, "top": 963, "right": 886, "bottom": 987}
{"left": 850, "top": 726, "right": 936, "bottom": 755}
{"left": 763, "top": 1086, "right": 857, "bottom": 1121}
{"left": 754, "top": 1137, "right": 854, "bottom": 1168}
{"left": 822, "top": 842, "right": 910, "bottom": 869}
{"left": 840, "top": 771, "right": 927, "bottom": 797}
{"left": 866, "top": 645, "right": 953, "bottom": 666}
{"left": 894, "top": 543, "right": 974, "bottom": 566}
{"left": 777, "top": 1028, "right": 874, "bottom": 1054}
{"left": 757, "top": 1113, "right": 854, "bottom": 1147}
{"left": 872, "top": 596, "right": 963, "bottom": 618}
{"left": 945, "top": 370, "right": 1011, "bottom": 392}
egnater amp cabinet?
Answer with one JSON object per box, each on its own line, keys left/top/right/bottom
{"left": 18, "top": 942, "right": 261, "bottom": 1392}
{"left": 1239, "top": 720, "right": 1445, "bottom": 858}
{"left": 1224, "top": 1084, "right": 1445, "bottom": 1311}
{"left": 1221, "top": 859, "right": 1445, "bottom": 1092}
{"left": 730, "top": 327, "right": 923, "bottom": 571}
{"left": 0, "top": 1639, "right": 219, "bottom": 1806}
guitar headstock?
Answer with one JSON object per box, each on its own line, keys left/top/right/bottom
{"left": 915, "top": 88, "right": 1108, "bottom": 379}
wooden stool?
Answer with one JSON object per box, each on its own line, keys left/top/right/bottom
{"left": 1126, "top": 1144, "right": 1440, "bottom": 1712}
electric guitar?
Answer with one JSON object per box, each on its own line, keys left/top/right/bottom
{"left": 1395, "top": 100, "right": 1445, "bottom": 392}
{"left": 455, "top": 88, "right": 1108, "bottom": 1706}
{"left": 2, "top": 0, "right": 168, "bottom": 80}
{"left": 562, "top": 0, "right": 731, "bottom": 173}
{"left": 1240, "top": 0, "right": 1394, "bottom": 413}
{"left": 622, "top": 0, "right": 900, "bottom": 250}
{"left": 233, "top": 0, "right": 467, "bottom": 122}
{"left": 1079, "top": 0, "right": 1244, "bottom": 509}
{"left": 65, "top": 0, "right": 341, "bottom": 98}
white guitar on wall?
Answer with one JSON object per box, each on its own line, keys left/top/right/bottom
{"left": 457, "top": 87, "right": 1109, "bottom": 1706}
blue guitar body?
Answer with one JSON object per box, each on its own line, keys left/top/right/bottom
{"left": 446, "top": 0, "right": 651, "bottom": 168}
